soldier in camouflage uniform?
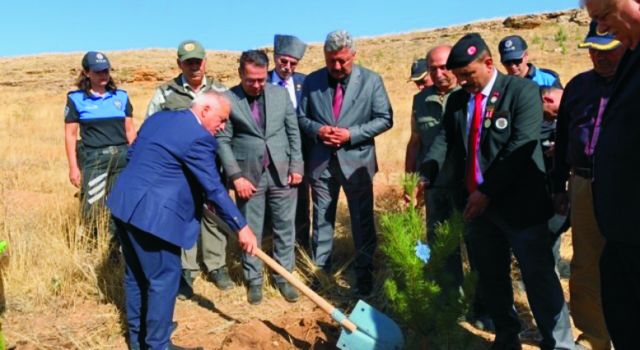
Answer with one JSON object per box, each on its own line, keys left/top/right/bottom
{"left": 146, "top": 40, "right": 232, "bottom": 299}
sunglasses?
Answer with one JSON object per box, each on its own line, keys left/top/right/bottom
{"left": 278, "top": 57, "right": 298, "bottom": 67}
{"left": 503, "top": 58, "right": 523, "bottom": 66}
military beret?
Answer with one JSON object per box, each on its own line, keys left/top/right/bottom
{"left": 446, "top": 33, "right": 489, "bottom": 70}
{"left": 274, "top": 34, "right": 307, "bottom": 60}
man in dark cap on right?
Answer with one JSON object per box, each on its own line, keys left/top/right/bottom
{"left": 419, "top": 33, "right": 574, "bottom": 350}
{"left": 551, "top": 20, "right": 625, "bottom": 350}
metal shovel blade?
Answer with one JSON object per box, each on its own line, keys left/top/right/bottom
{"left": 336, "top": 300, "right": 404, "bottom": 350}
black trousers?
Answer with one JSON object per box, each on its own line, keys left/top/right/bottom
{"left": 600, "top": 240, "right": 640, "bottom": 350}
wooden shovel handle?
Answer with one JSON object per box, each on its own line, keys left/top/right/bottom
{"left": 254, "top": 248, "right": 358, "bottom": 332}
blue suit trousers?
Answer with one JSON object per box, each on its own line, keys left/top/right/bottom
{"left": 115, "top": 218, "right": 181, "bottom": 350}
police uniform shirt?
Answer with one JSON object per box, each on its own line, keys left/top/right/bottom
{"left": 65, "top": 89, "right": 133, "bottom": 148}
{"left": 270, "top": 71, "right": 297, "bottom": 108}
{"left": 526, "top": 64, "right": 562, "bottom": 88}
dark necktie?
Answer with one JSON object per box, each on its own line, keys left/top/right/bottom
{"left": 466, "top": 92, "right": 483, "bottom": 194}
{"left": 278, "top": 80, "right": 287, "bottom": 88}
{"left": 332, "top": 82, "right": 343, "bottom": 121}
{"left": 250, "top": 99, "right": 270, "bottom": 168}
{"left": 250, "top": 99, "right": 264, "bottom": 130}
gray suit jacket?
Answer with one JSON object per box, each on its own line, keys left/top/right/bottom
{"left": 217, "top": 84, "right": 303, "bottom": 187}
{"left": 298, "top": 65, "right": 393, "bottom": 180}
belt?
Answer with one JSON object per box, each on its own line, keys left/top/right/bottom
{"left": 84, "top": 144, "right": 127, "bottom": 155}
{"left": 571, "top": 167, "right": 592, "bottom": 179}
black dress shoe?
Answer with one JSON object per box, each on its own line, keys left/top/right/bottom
{"left": 247, "top": 285, "right": 263, "bottom": 305}
{"left": 207, "top": 267, "right": 234, "bottom": 291}
{"left": 277, "top": 282, "right": 300, "bottom": 302}
{"left": 488, "top": 334, "right": 522, "bottom": 350}
{"left": 355, "top": 276, "right": 373, "bottom": 297}
{"left": 177, "top": 271, "right": 194, "bottom": 300}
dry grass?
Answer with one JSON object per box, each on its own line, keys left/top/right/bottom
{"left": 0, "top": 9, "right": 588, "bottom": 349}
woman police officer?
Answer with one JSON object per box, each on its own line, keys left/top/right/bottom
{"left": 64, "top": 51, "right": 135, "bottom": 236}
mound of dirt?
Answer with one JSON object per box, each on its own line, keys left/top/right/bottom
{"left": 219, "top": 308, "right": 337, "bottom": 350}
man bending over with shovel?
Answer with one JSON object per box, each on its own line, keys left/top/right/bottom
{"left": 107, "top": 91, "right": 257, "bottom": 350}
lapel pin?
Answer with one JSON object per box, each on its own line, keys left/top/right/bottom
{"left": 495, "top": 117, "right": 508, "bottom": 130}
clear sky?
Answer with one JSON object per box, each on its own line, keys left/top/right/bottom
{"left": 0, "top": 0, "right": 578, "bottom": 57}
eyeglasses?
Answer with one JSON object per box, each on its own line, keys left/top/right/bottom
{"left": 277, "top": 57, "right": 298, "bottom": 67}
{"left": 503, "top": 58, "right": 523, "bottom": 66}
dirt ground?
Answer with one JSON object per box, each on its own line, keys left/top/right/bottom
{"left": 2, "top": 211, "right": 575, "bottom": 350}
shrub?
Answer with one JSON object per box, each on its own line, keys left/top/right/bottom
{"left": 379, "top": 173, "right": 476, "bottom": 349}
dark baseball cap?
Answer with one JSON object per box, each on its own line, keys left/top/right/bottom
{"left": 498, "top": 35, "right": 528, "bottom": 62}
{"left": 446, "top": 33, "right": 489, "bottom": 70}
{"left": 82, "top": 51, "right": 110, "bottom": 72}
{"left": 578, "top": 20, "right": 621, "bottom": 51}
{"left": 177, "top": 40, "right": 206, "bottom": 61}
{"left": 408, "top": 58, "right": 428, "bottom": 82}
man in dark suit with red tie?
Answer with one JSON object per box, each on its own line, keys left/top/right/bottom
{"left": 420, "top": 33, "right": 574, "bottom": 350}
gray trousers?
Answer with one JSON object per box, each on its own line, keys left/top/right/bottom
{"left": 237, "top": 167, "right": 296, "bottom": 286}
{"left": 310, "top": 159, "right": 376, "bottom": 279}
{"left": 181, "top": 206, "right": 229, "bottom": 277}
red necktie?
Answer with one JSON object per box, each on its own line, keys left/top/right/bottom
{"left": 332, "top": 82, "right": 343, "bottom": 121}
{"left": 466, "top": 92, "right": 483, "bottom": 194}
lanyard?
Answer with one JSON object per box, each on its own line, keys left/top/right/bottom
{"left": 585, "top": 97, "right": 608, "bottom": 157}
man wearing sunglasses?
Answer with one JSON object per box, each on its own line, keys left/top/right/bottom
{"left": 498, "top": 35, "right": 562, "bottom": 89}
{"left": 267, "top": 34, "right": 311, "bottom": 253}
{"left": 499, "top": 34, "right": 568, "bottom": 264}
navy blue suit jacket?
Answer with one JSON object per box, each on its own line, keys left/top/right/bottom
{"left": 107, "top": 110, "right": 247, "bottom": 249}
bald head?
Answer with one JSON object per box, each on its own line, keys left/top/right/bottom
{"left": 426, "top": 45, "right": 451, "bottom": 62}
{"left": 426, "top": 45, "right": 457, "bottom": 93}
{"left": 191, "top": 91, "right": 231, "bottom": 135}
{"left": 540, "top": 87, "right": 564, "bottom": 121}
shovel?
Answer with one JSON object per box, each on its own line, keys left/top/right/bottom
{"left": 255, "top": 249, "right": 405, "bottom": 350}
